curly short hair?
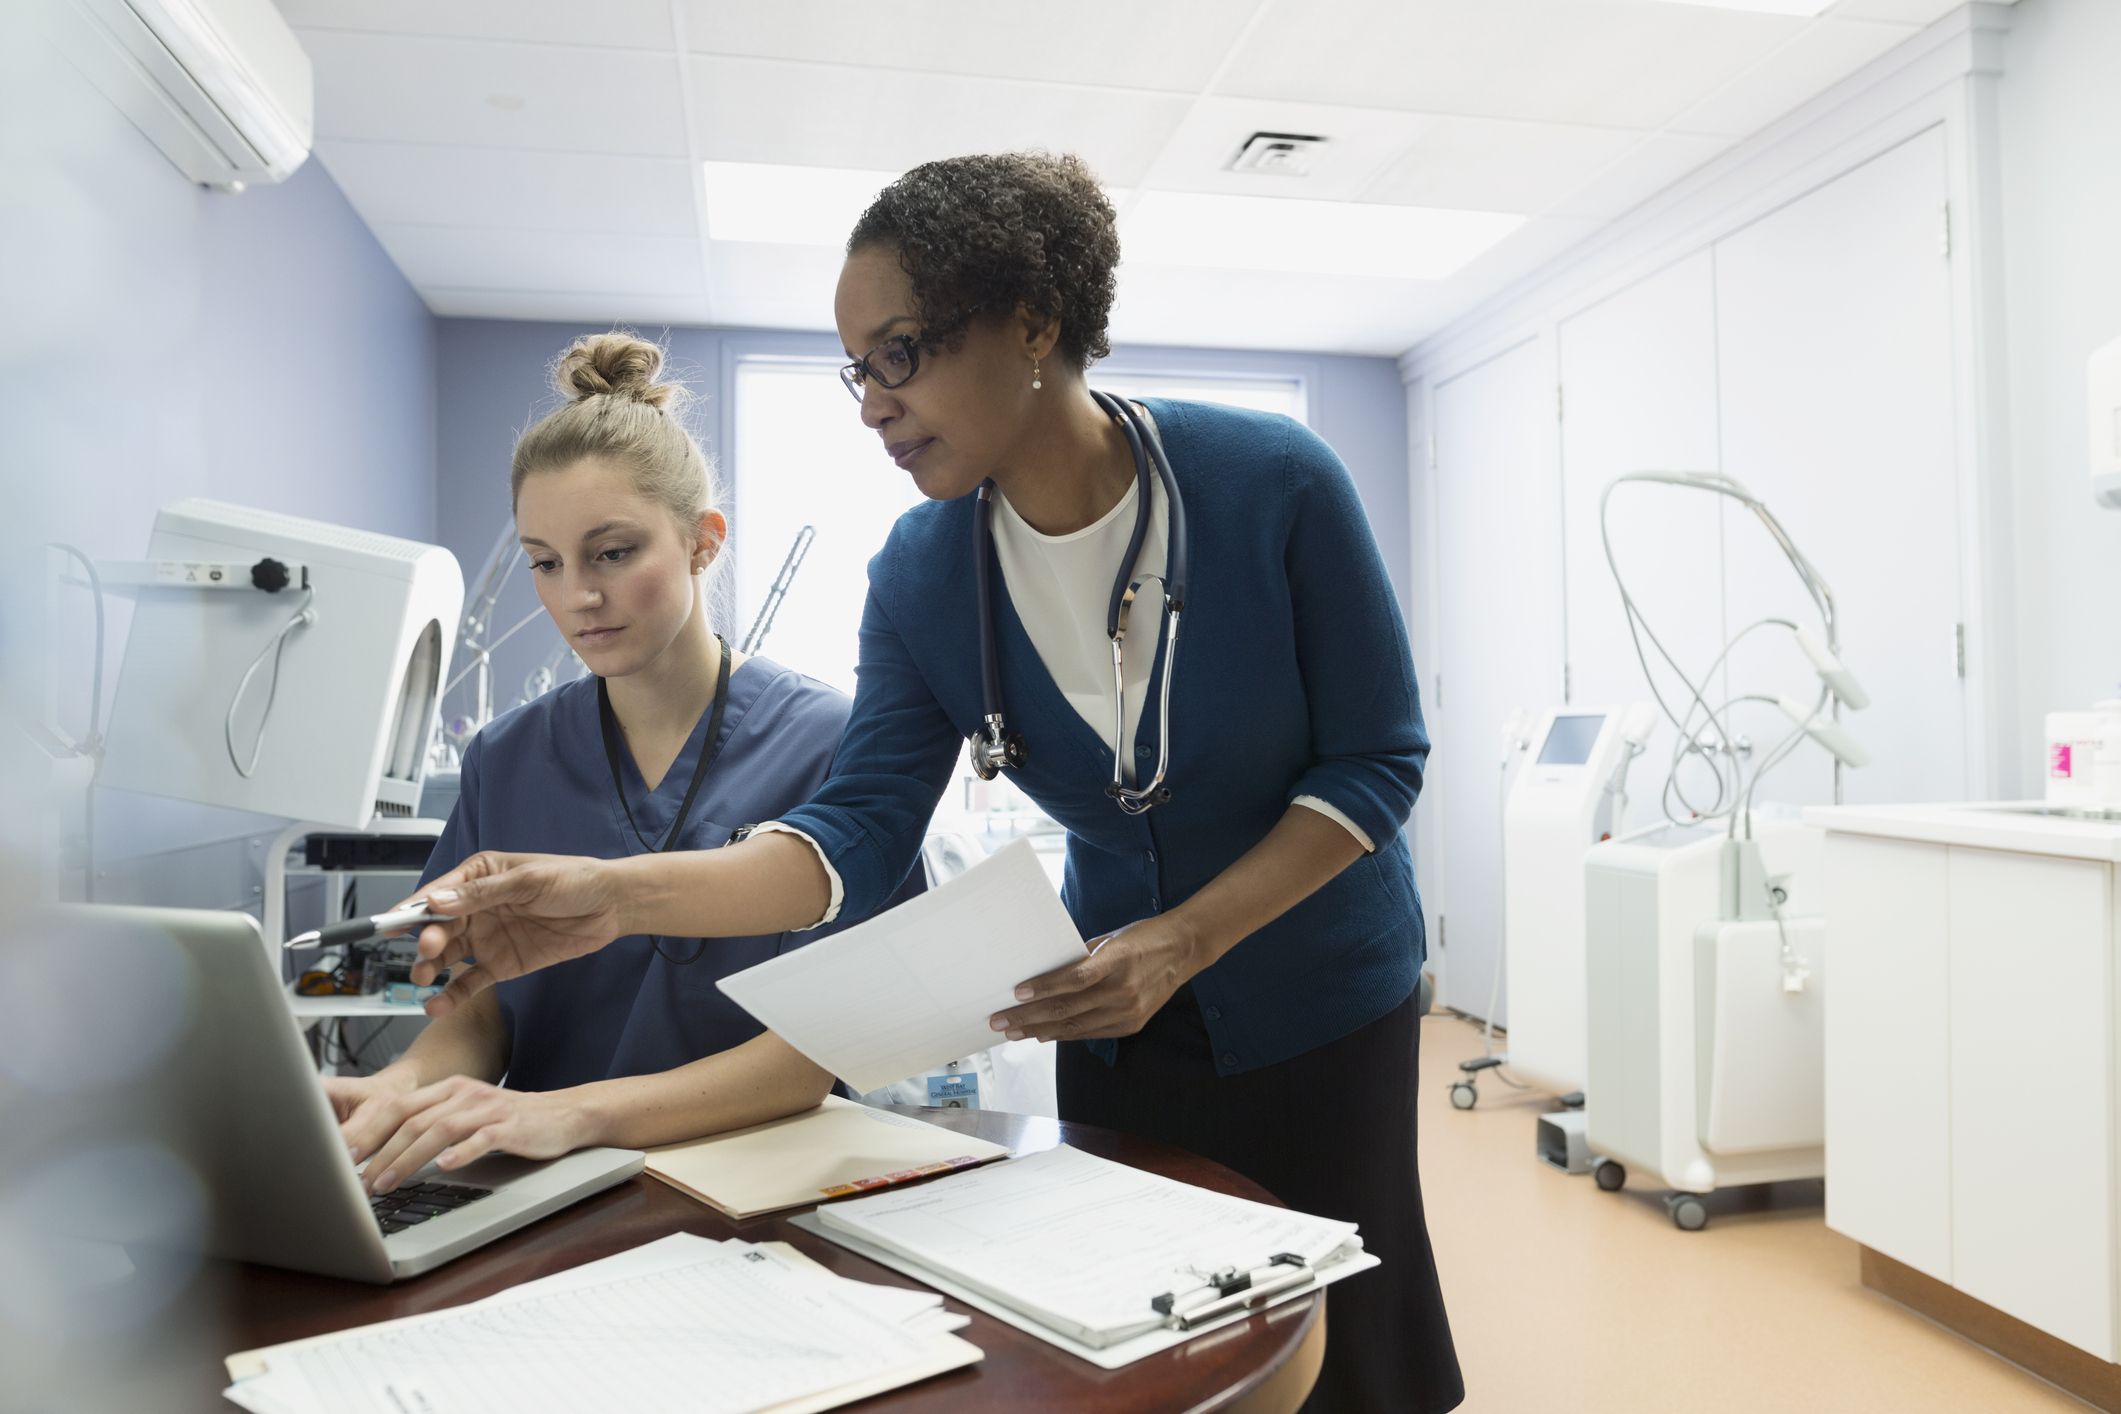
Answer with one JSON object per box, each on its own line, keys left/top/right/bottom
{"left": 848, "top": 152, "right": 1120, "bottom": 370}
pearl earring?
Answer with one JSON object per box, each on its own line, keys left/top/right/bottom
{"left": 1031, "top": 357, "right": 1042, "bottom": 392}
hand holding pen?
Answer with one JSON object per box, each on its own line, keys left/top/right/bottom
{"left": 283, "top": 901, "right": 444, "bottom": 951}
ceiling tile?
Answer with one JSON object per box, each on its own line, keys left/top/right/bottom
{"left": 1216, "top": 0, "right": 1807, "bottom": 131}
{"left": 422, "top": 288, "right": 718, "bottom": 326}
{"left": 1826, "top": 0, "right": 1981, "bottom": 23}
{"left": 1667, "top": 18, "right": 1914, "bottom": 136}
{"left": 316, "top": 143, "right": 698, "bottom": 236}
{"left": 276, "top": 0, "right": 673, "bottom": 50}
{"left": 372, "top": 224, "right": 706, "bottom": 296}
{"left": 706, "top": 242, "right": 851, "bottom": 334}
{"left": 674, "top": 0, "right": 1255, "bottom": 93}
{"left": 304, "top": 31, "right": 689, "bottom": 155}
{"left": 1548, "top": 131, "right": 1734, "bottom": 220}
{"left": 685, "top": 57, "right": 1193, "bottom": 185}
{"left": 1359, "top": 117, "right": 1647, "bottom": 214}
{"left": 1107, "top": 264, "right": 1457, "bottom": 357}
{"left": 1140, "top": 98, "right": 1438, "bottom": 202}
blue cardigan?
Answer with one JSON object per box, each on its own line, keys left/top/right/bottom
{"left": 779, "top": 398, "right": 1428, "bottom": 1074}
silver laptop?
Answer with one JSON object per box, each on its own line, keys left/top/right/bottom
{"left": 61, "top": 904, "right": 643, "bottom": 1283}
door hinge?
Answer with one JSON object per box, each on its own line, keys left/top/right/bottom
{"left": 1556, "top": 384, "right": 1565, "bottom": 421}
{"left": 1428, "top": 433, "right": 1438, "bottom": 473}
{"left": 1434, "top": 672, "right": 1444, "bottom": 711}
{"left": 1939, "top": 202, "right": 1951, "bottom": 258}
{"left": 1563, "top": 662, "right": 1573, "bottom": 702}
{"left": 1953, "top": 623, "right": 1967, "bottom": 678}
{"left": 1438, "top": 914, "right": 1447, "bottom": 951}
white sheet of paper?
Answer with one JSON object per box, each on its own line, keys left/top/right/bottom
{"left": 223, "top": 1236, "right": 979, "bottom": 1414}
{"left": 717, "top": 839, "right": 1086, "bottom": 1093}
{"left": 224, "top": 1239, "right": 972, "bottom": 1414}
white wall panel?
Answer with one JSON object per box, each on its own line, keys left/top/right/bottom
{"left": 1431, "top": 338, "right": 1564, "bottom": 1022}
{"left": 1557, "top": 251, "right": 1727, "bottom": 833}
{"left": 1714, "top": 127, "right": 1966, "bottom": 809}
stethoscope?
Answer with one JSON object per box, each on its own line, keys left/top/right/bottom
{"left": 969, "top": 389, "right": 1190, "bottom": 815}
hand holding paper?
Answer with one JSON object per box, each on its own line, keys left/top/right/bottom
{"left": 717, "top": 840, "right": 1084, "bottom": 1094}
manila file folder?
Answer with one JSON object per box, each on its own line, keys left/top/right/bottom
{"left": 644, "top": 1096, "right": 1011, "bottom": 1220}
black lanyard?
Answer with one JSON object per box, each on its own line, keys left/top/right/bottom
{"left": 596, "top": 635, "right": 731, "bottom": 965}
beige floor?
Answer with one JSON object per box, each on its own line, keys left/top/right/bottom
{"left": 1416, "top": 1010, "right": 2089, "bottom": 1413}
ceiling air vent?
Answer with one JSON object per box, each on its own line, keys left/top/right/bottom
{"left": 1226, "top": 132, "right": 1326, "bottom": 178}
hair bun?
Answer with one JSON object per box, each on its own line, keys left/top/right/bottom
{"left": 553, "top": 331, "right": 679, "bottom": 412}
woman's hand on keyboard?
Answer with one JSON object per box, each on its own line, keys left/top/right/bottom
{"left": 344, "top": 1073, "right": 590, "bottom": 1196}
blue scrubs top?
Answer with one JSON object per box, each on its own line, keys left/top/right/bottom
{"left": 419, "top": 656, "right": 920, "bottom": 1092}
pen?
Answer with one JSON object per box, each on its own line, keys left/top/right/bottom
{"left": 283, "top": 902, "right": 441, "bottom": 951}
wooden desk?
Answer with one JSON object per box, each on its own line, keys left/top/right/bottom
{"left": 191, "top": 1109, "right": 1325, "bottom": 1412}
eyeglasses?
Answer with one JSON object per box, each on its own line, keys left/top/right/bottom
{"left": 839, "top": 333, "right": 923, "bottom": 402}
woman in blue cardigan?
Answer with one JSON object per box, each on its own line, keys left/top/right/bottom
{"left": 412, "top": 153, "right": 1462, "bottom": 1412}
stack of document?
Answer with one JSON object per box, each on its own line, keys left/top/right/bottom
{"left": 222, "top": 1234, "right": 980, "bottom": 1414}
{"left": 795, "top": 1145, "right": 1379, "bottom": 1370}
{"left": 645, "top": 1095, "right": 1012, "bottom": 1219}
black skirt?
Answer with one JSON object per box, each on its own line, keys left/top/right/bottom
{"left": 1057, "top": 984, "right": 1464, "bottom": 1414}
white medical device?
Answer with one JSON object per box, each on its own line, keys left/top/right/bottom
{"left": 1601, "top": 470, "right": 1868, "bottom": 818}
{"left": 1583, "top": 812, "right": 1826, "bottom": 1230}
{"left": 2090, "top": 334, "right": 2121, "bottom": 510}
{"left": 100, "top": 500, "right": 463, "bottom": 829}
{"left": 1496, "top": 705, "right": 1655, "bottom": 1099}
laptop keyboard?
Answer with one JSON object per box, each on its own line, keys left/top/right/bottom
{"left": 370, "top": 1180, "right": 494, "bottom": 1235}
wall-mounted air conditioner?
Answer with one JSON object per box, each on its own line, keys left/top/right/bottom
{"left": 46, "top": 0, "right": 313, "bottom": 189}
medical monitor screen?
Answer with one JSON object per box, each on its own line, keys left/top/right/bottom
{"left": 1536, "top": 714, "right": 1605, "bottom": 766}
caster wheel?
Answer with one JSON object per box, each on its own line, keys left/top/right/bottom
{"left": 1593, "top": 1160, "right": 1626, "bottom": 1192}
{"left": 1667, "top": 1194, "right": 1708, "bottom": 1232}
{"left": 1449, "top": 1081, "right": 1478, "bottom": 1111}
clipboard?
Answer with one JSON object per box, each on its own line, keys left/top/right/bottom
{"left": 790, "top": 1210, "right": 1373, "bottom": 1370}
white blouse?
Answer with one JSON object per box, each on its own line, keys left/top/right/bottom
{"left": 767, "top": 429, "right": 1372, "bottom": 926}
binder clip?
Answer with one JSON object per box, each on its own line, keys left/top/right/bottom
{"left": 1152, "top": 1252, "right": 1316, "bottom": 1331}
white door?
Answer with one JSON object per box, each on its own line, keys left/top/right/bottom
{"left": 1713, "top": 126, "right": 1966, "bottom": 808}
{"left": 1557, "top": 251, "right": 1728, "bottom": 834}
{"left": 1431, "top": 338, "right": 1564, "bottom": 1023}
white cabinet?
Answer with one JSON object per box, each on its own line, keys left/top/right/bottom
{"left": 1946, "top": 847, "right": 2115, "bottom": 1356}
{"left": 1822, "top": 833, "right": 1954, "bottom": 1281}
{"left": 1816, "top": 805, "right": 2121, "bottom": 1362}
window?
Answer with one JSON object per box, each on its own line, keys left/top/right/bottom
{"left": 729, "top": 359, "right": 1308, "bottom": 698}
{"left": 1092, "top": 369, "right": 1307, "bottom": 422}
{"left": 729, "top": 358, "right": 923, "bottom": 695}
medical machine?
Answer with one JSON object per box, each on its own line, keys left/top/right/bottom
{"left": 99, "top": 500, "right": 462, "bottom": 829}
{"left": 1575, "top": 471, "right": 1866, "bottom": 1226}
{"left": 432, "top": 517, "right": 583, "bottom": 768}
{"left": 54, "top": 904, "right": 641, "bottom": 1282}
{"left": 1451, "top": 703, "right": 1653, "bottom": 1114}
{"left": 1583, "top": 812, "right": 1826, "bottom": 1229}
{"left": 741, "top": 524, "right": 816, "bottom": 654}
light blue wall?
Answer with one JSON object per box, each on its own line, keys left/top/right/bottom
{"left": 432, "top": 320, "right": 1412, "bottom": 705}
{"left": 0, "top": 24, "right": 437, "bottom": 894}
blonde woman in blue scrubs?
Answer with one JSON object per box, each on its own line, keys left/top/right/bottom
{"left": 326, "top": 334, "right": 918, "bottom": 1198}
{"left": 409, "top": 155, "right": 1462, "bottom": 1412}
